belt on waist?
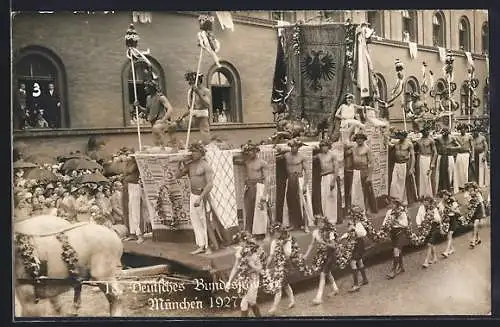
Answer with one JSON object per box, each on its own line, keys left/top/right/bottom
{"left": 321, "top": 172, "right": 334, "bottom": 177}
{"left": 288, "top": 173, "right": 303, "bottom": 177}
{"left": 394, "top": 161, "right": 408, "bottom": 164}
{"left": 191, "top": 188, "right": 203, "bottom": 194}
{"left": 246, "top": 179, "right": 265, "bottom": 185}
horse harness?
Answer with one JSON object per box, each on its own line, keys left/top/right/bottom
{"left": 15, "top": 222, "right": 89, "bottom": 303}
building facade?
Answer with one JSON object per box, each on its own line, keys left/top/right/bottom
{"left": 12, "top": 10, "right": 489, "bottom": 156}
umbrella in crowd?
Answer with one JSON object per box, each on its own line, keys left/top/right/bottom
{"left": 13, "top": 159, "right": 38, "bottom": 170}
{"left": 63, "top": 158, "right": 102, "bottom": 172}
{"left": 25, "top": 168, "right": 60, "bottom": 184}
{"left": 24, "top": 153, "right": 58, "bottom": 165}
{"left": 58, "top": 152, "right": 91, "bottom": 162}
{"left": 75, "top": 172, "right": 109, "bottom": 184}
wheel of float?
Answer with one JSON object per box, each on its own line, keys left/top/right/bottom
{"left": 421, "top": 85, "right": 429, "bottom": 93}
{"left": 473, "top": 98, "right": 481, "bottom": 108}
{"left": 450, "top": 82, "right": 457, "bottom": 92}
{"left": 471, "top": 78, "right": 479, "bottom": 89}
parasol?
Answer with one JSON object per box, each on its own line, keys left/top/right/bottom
{"left": 24, "top": 154, "right": 58, "bottom": 165}
{"left": 58, "top": 152, "right": 91, "bottom": 162}
{"left": 13, "top": 159, "right": 38, "bottom": 170}
{"left": 63, "top": 158, "right": 102, "bottom": 172}
{"left": 75, "top": 172, "right": 109, "bottom": 184}
{"left": 25, "top": 168, "right": 60, "bottom": 184}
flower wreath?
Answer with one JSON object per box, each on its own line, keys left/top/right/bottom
{"left": 15, "top": 233, "right": 41, "bottom": 281}
{"left": 465, "top": 192, "right": 482, "bottom": 224}
{"left": 233, "top": 243, "right": 266, "bottom": 295}
{"left": 310, "top": 224, "right": 338, "bottom": 272}
{"left": 409, "top": 203, "right": 440, "bottom": 247}
{"left": 55, "top": 232, "right": 80, "bottom": 280}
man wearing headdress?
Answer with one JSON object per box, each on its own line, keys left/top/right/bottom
{"left": 387, "top": 130, "right": 416, "bottom": 204}
{"left": 415, "top": 125, "right": 437, "bottom": 197}
{"left": 279, "top": 139, "right": 312, "bottom": 232}
{"left": 315, "top": 139, "right": 339, "bottom": 224}
{"left": 178, "top": 72, "right": 212, "bottom": 144}
{"left": 471, "top": 127, "right": 489, "bottom": 187}
{"left": 435, "top": 128, "right": 461, "bottom": 194}
{"left": 382, "top": 197, "right": 409, "bottom": 279}
{"left": 177, "top": 143, "right": 215, "bottom": 254}
{"left": 344, "top": 132, "right": 378, "bottom": 213}
{"left": 134, "top": 79, "right": 175, "bottom": 147}
{"left": 335, "top": 94, "right": 366, "bottom": 142}
{"left": 453, "top": 124, "right": 474, "bottom": 193}
{"left": 234, "top": 142, "right": 270, "bottom": 236}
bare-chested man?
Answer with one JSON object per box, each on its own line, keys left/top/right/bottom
{"left": 179, "top": 72, "right": 212, "bottom": 144}
{"left": 387, "top": 130, "right": 415, "bottom": 203}
{"left": 315, "top": 139, "right": 339, "bottom": 224}
{"left": 177, "top": 143, "right": 214, "bottom": 254}
{"left": 234, "top": 142, "right": 270, "bottom": 235}
{"left": 453, "top": 124, "right": 474, "bottom": 193}
{"left": 134, "top": 79, "right": 174, "bottom": 147}
{"left": 279, "top": 138, "right": 312, "bottom": 232}
{"left": 415, "top": 127, "right": 437, "bottom": 197}
{"left": 435, "top": 128, "right": 461, "bottom": 194}
{"left": 471, "top": 127, "right": 489, "bottom": 187}
{"left": 344, "top": 132, "right": 377, "bottom": 213}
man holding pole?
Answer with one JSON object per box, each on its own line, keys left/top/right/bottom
{"left": 179, "top": 72, "right": 212, "bottom": 144}
{"left": 134, "top": 79, "right": 174, "bottom": 147}
{"left": 387, "top": 130, "right": 416, "bottom": 204}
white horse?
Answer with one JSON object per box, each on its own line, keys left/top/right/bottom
{"left": 14, "top": 215, "right": 123, "bottom": 317}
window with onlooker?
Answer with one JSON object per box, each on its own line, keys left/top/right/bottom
{"left": 367, "top": 11, "right": 384, "bottom": 37}
{"left": 482, "top": 22, "right": 489, "bottom": 54}
{"left": 14, "top": 46, "right": 68, "bottom": 130}
{"left": 402, "top": 10, "right": 418, "bottom": 42}
{"left": 432, "top": 11, "right": 446, "bottom": 47}
{"left": 458, "top": 16, "right": 471, "bottom": 51}
{"left": 208, "top": 61, "right": 242, "bottom": 124}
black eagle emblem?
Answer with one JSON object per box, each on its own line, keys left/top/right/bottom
{"left": 301, "top": 50, "right": 336, "bottom": 92}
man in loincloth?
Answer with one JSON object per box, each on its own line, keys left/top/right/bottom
{"left": 383, "top": 197, "right": 409, "bottom": 279}
{"left": 387, "top": 130, "right": 416, "bottom": 203}
{"left": 335, "top": 94, "right": 366, "bottom": 141}
{"left": 177, "top": 143, "right": 215, "bottom": 255}
{"left": 435, "top": 128, "right": 461, "bottom": 194}
{"left": 281, "top": 138, "right": 312, "bottom": 232}
{"left": 344, "top": 132, "right": 378, "bottom": 213}
{"left": 179, "top": 72, "right": 212, "bottom": 144}
{"left": 415, "top": 126, "right": 437, "bottom": 197}
{"left": 453, "top": 124, "right": 474, "bottom": 194}
{"left": 225, "top": 231, "right": 263, "bottom": 317}
{"left": 134, "top": 79, "right": 175, "bottom": 147}
{"left": 471, "top": 127, "right": 489, "bottom": 187}
{"left": 315, "top": 139, "right": 339, "bottom": 224}
{"left": 234, "top": 142, "right": 270, "bottom": 236}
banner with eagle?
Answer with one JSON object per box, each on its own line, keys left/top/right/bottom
{"left": 272, "top": 24, "right": 352, "bottom": 130}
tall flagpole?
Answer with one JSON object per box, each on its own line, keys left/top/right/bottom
{"left": 185, "top": 48, "right": 204, "bottom": 150}
{"left": 129, "top": 54, "right": 142, "bottom": 152}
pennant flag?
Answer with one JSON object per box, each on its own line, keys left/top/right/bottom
{"left": 438, "top": 47, "right": 446, "bottom": 63}
{"left": 408, "top": 41, "right": 418, "bottom": 59}
{"left": 465, "top": 51, "right": 474, "bottom": 67}
{"left": 216, "top": 11, "right": 234, "bottom": 31}
{"left": 271, "top": 29, "right": 287, "bottom": 107}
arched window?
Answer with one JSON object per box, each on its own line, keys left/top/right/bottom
{"left": 432, "top": 11, "right": 446, "bottom": 47}
{"left": 404, "top": 76, "right": 419, "bottom": 114}
{"left": 401, "top": 10, "right": 418, "bottom": 42}
{"left": 207, "top": 61, "right": 242, "bottom": 124}
{"left": 373, "top": 73, "right": 388, "bottom": 119}
{"left": 460, "top": 81, "right": 473, "bottom": 116}
{"left": 367, "top": 11, "right": 384, "bottom": 37}
{"left": 13, "top": 46, "right": 68, "bottom": 130}
{"left": 482, "top": 22, "right": 489, "bottom": 54}
{"left": 121, "top": 56, "right": 165, "bottom": 126}
{"left": 458, "top": 16, "right": 471, "bottom": 51}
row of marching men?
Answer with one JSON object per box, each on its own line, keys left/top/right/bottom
{"left": 224, "top": 181, "right": 488, "bottom": 317}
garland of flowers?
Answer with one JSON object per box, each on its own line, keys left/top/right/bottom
{"left": 344, "top": 21, "right": 356, "bottom": 74}
{"left": 15, "top": 233, "right": 41, "bottom": 281}
{"left": 465, "top": 193, "right": 481, "bottom": 224}
{"left": 55, "top": 232, "right": 80, "bottom": 280}
{"left": 350, "top": 210, "right": 382, "bottom": 243}
{"left": 375, "top": 205, "right": 407, "bottom": 242}
{"left": 233, "top": 243, "right": 265, "bottom": 295}
{"left": 292, "top": 23, "right": 302, "bottom": 56}
{"left": 335, "top": 231, "right": 358, "bottom": 269}
{"left": 310, "top": 224, "right": 338, "bottom": 272}
{"left": 409, "top": 205, "right": 437, "bottom": 247}
{"left": 261, "top": 236, "right": 312, "bottom": 294}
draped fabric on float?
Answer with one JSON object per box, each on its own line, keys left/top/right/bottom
{"left": 279, "top": 24, "right": 351, "bottom": 129}
{"left": 271, "top": 28, "right": 288, "bottom": 106}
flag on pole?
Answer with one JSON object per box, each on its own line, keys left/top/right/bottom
{"left": 465, "top": 51, "right": 474, "bottom": 67}
{"left": 216, "top": 11, "right": 234, "bottom": 31}
{"left": 408, "top": 41, "right": 418, "bottom": 59}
